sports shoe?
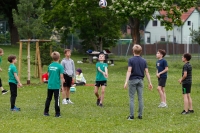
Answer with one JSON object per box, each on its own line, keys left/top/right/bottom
{"left": 96, "top": 98, "right": 100, "bottom": 106}
{"left": 127, "top": 116, "right": 134, "bottom": 120}
{"left": 55, "top": 114, "right": 61, "bottom": 117}
{"left": 99, "top": 103, "right": 103, "bottom": 107}
{"left": 188, "top": 110, "right": 194, "bottom": 113}
{"left": 2, "top": 90, "right": 8, "bottom": 95}
{"left": 67, "top": 99, "right": 73, "bottom": 104}
{"left": 181, "top": 110, "right": 189, "bottom": 115}
{"left": 11, "top": 106, "right": 20, "bottom": 111}
{"left": 62, "top": 99, "right": 68, "bottom": 104}
{"left": 44, "top": 112, "right": 50, "bottom": 116}
{"left": 158, "top": 102, "right": 167, "bottom": 108}
{"left": 138, "top": 116, "right": 142, "bottom": 119}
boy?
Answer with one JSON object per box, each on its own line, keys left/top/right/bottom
{"left": 124, "top": 44, "right": 152, "bottom": 120}
{"left": 44, "top": 51, "right": 64, "bottom": 117}
{"left": 94, "top": 52, "right": 108, "bottom": 107}
{"left": 178, "top": 53, "right": 194, "bottom": 114}
{"left": 0, "top": 48, "right": 9, "bottom": 94}
{"left": 61, "top": 49, "right": 75, "bottom": 104}
{"left": 8, "top": 55, "right": 22, "bottom": 111}
{"left": 156, "top": 49, "right": 168, "bottom": 108}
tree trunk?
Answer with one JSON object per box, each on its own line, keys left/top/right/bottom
{"left": 129, "top": 17, "right": 140, "bottom": 45}
{"left": 8, "top": 18, "right": 19, "bottom": 45}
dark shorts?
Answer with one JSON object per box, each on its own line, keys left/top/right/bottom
{"left": 158, "top": 78, "right": 167, "bottom": 87}
{"left": 63, "top": 74, "right": 72, "bottom": 88}
{"left": 182, "top": 84, "right": 191, "bottom": 94}
{"left": 95, "top": 81, "right": 107, "bottom": 87}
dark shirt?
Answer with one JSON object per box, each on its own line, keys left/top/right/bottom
{"left": 128, "top": 56, "right": 147, "bottom": 80}
{"left": 156, "top": 59, "right": 168, "bottom": 78}
{"left": 182, "top": 62, "right": 192, "bottom": 84}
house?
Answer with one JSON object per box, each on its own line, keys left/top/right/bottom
{"left": 145, "top": 7, "right": 199, "bottom": 44}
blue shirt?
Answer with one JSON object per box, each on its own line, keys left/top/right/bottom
{"left": 128, "top": 56, "right": 147, "bottom": 80}
{"left": 156, "top": 59, "right": 168, "bottom": 78}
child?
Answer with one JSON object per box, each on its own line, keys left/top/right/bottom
{"left": 94, "top": 52, "right": 108, "bottom": 107}
{"left": 156, "top": 49, "right": 168, "bottom": 108}
{"left": 178, "top": 53, "right": 194, "bottom": 114}
{"left": 61, "top": 49, "right": 75, "bottom": 104}
{"left": 124, "top": 44, "right": 152, "bottom": 120}
{"left": 0, "top": 48, "right": 8, "bottom": 94}
{"left": 42, "top": 72, "right": 48, "bottom": 83}
{"left": 74, "top": 68, "right": 86, "bottom": 86}
{"left": 8, "top": 55, "right": 22, "bottom": 111}
{"left": 44, "top": 51, "right": 64, "bottom": 117}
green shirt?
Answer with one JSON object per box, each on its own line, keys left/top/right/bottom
{"left": 0, "top": 56, "right": 2, "bottom": 66}
{"left": 95, "top": 62, "right": 108, "bottom": 81}
{"left": 8, "top": 64, "right": 18, "bottom": 84}
{"left": 48, "top": 62, "right": 64, "bottom": 89}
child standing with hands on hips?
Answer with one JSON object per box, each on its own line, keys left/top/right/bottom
{"left": 94, "top": 52, "right": 108, "bottom": 107}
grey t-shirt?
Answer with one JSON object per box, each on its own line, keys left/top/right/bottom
{"left": 182, "top": 62, "right": 192, "bottom": 84}
{"left": 61, "top": 58, "right": 75, "bottom": 78}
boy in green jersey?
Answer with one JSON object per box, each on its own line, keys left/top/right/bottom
{"left": 44, "top": 51, "right": 65, "bottom": 117}
{"left": 0, "top": 48, "right": 8, "bottom": 94}
{"left": 8, "top": 55, "right": 22, "bottom": 111}
{"left": 94, "top": 52, "right": 108, "bottom": 107}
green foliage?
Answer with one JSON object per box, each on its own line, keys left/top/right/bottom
{"left": 190, "top": 27, "right": 200, "bottom": 45}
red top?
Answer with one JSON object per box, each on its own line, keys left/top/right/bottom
{"left": 42, "top": 73, "right": 48, "bottom": 82}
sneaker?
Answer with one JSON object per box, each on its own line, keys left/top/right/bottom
{"left": 181, "top": 110, "right": 189, "bottom": 115}
{"left": 188, "top": 110, "right": 194, "bottom": 113}
{"left": 67, "top": 99, "right": 73, "bottom": 104}
{"left": 96, "top": 98, "right": 100, "bottom": 106}
{"left": 2, "top": 90, "right": 8, "bottom": 95}
{"left": 138, "top": 116, "right": 142, "bottom": 119}
{"left": 158, "top": 102, "right": 167, "bottom": 108}
{"left": 44, "top": 112, "right": 50, "bottom": 116}
{"left": 127, "top": 116, "right": 134, "bottom": 120}
{"left": 62, "top": 99, "right": 68, "bottom": 104}
{"left": 11, "top": 106, "right": 20, "bottom": 111}
{"left": 55, "top": 114, "right": 61, "bottom": 117}
{"left": 99, "top": 103, "right": 103, "bottom": 107}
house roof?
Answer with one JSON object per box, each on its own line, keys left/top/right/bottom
{"left": 159, "top": 7, "right": 196, "bottom": 23}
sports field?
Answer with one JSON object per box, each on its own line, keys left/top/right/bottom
{"left": 0, "top": 45, "right": 199, "bottom": 133}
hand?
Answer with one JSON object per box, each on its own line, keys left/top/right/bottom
{"left": 0, "top": 68, "right": 2, "bottom": 71}
{"left": 124, "top": 82, "right": 128, "bottom": 89}
{"left": 178, "top": 79, "right": 182, "bottom": 84}
{"left": 156, "top": 73, "right": 160, "bottom": 78}
{"left": 18, "top": 83, "right": 22, "bottom": 87}
{"left": 148, "top": 83, "right": 153, "bottom": 90}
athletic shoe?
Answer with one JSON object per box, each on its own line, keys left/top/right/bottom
{"left": 158, "top": 102, "right": 167, "bottom": 108}
{"left": 138, "top": 116, "right": 142, "bottom": 119}
{"left": 11, "top": 106, "right": 20, "bottom": 111}
{"left": 67, "top": 99, "right": 73, "bottom": 104}
{"left": 181, "top": 110, "right": 189, "bottom": 115}
{"left": 44, "top": 112, "right": 50, "bottom": 116}
{"left": 55, "top": 114, "right": 61, "bottom": 117}
{"left": 99, "top": 103, "right": 103, "bottom": 107}
{"left": 96, "top": 98, "right": 100, "bottom": 106}
{"left": 127, "top": 116, "right": 134, "bottom": 120}
{"left": 2, "top": 90, "right": 8, "bottom": 95}
{"left": 62, "top": 99, "right": 68, "bottom": 104}
{"left": 188, "top": 110, "right": 194, "bottom": 113}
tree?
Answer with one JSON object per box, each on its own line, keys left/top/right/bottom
{"left": 110, "top": 0, "right": 197, "bottom": 45}
{"left": 190, "top": 27, "right": 200, "bottom": 44}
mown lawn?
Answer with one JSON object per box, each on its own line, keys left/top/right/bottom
{"left": 0, "top": 45, "right": 200, "bottom": 133}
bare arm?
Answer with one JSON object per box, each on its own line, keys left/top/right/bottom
{"left": 14, "top": 73, "right": 22, "bottom": 87}
{"left": 145, "top": 68, "right": 153, "bottom": 90}
{"left": 178, "top": 71, "right": 187, "bottom": 84}
{"left": 124, "top": 67, "right": 132, "bottom": 89}
{"left": 157, "top": 67, "right": 168, "bottom": 78}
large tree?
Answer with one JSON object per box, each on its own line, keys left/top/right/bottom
{"left": 110, "top": 0, "right": 197, "bottom": 45}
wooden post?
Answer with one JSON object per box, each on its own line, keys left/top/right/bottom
{"left": 50, "top": 45, "right": 52, "bottom": 55}
{"left": 35, "top": 44, "right": 38, "bottom": 78}
{"left": 36, "top": 41, "right": 43, "bottom": 83}
{"left": 27, "top": 40, "right": 31, "bottom": 84}
{"left": 18, "top": 41, "right": 23, "bottom": 80}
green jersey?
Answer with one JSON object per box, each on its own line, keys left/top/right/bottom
{"left": 95, "top": 62, "right": 108, "bottom": 81}
{"left": 8, "top": 64, "right": 18, "bottom": 84}
{"left": 0, "top": 56, "right": 2, "bottom": 66}
{"left": 48, "top": 62, "right": 64, "bottom": 89}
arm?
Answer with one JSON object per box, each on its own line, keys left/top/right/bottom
{"left": 124, "top": 67, "right": 132, "bottom": 89}
{"left": 14, "top": 73, "right": 22, "bottom": 87}
{"left": 145, "top": 68, "right": 153, "bottom": 90}
{"left": 178, "top": 71, "right": 187, "bottom": 84}
{"left": 157, "top": 67, "right": 168, "bottom": 78}
{"left": 60, "top": 74, "right": 65, "bottom": 84}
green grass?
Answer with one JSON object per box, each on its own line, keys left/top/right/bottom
{"left": 0, "top": 45, "right": 200, "bottom": 132}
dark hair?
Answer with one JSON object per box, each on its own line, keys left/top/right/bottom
{"left": 183, "top": 53, "right": 191, "bottom": 61}
{"left": 158, "top": 49, "right": 166, "bottom": 57}
{"left": 98, "top": 52, "right": 105, "bottom": 57}
{"left": 76, "top": 68, "right": 82, "bottom": 73}
{"left": 8, "top": 55, "right": 16, "bottom": 63}
{"left": 64, "top": 49, "right": 71, "bottom": 54}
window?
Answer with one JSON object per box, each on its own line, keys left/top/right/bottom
{"left": 152, "top": 20, "right": 157, "bottom": 26}
{"left": 147, "top": 37, "right": 150, "bottom": 43}
{"left": 188, "top": 21, "right": 191, "bottom": 26}
{"left": 173, "top": 36, "right": 176, "bottom": 43}
{"left": 160, "top": 37, "right": 165, "bottom": 41}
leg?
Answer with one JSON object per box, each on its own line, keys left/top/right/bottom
{"left": 128, "top": 80, "right": 137, "bottom": 117}
{"left": 157, "top": 86, "right": 164, "bottom": 103}
{"left": 137, "top": 79, "right": 144, "bottom": 117}
{"left": 94, "top": 86, "right": 100, "bottom": 99}
{"left": 9, "top": 83, "right": 17, "bottom": 109}
{"left": 44, "top": 89, "right": 53, "bottom": 113}
{"left": 54, "top": 89, "right": 60, "bottom": 115}
{"left": 183, "top": 94, "right": 189, "bottom": 112}
{"left": 187, "top": 93, "right": 193, "bottom": 110}
{"left": 161, "top": 87, "right": 166, "bottom": 104}
{"left": 66, "top": 86, "right": 70, "bottom": 99}
{"left": 100, "top": 86, "right": 106, "bottom": 104}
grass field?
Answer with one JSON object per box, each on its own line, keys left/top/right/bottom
{"left": 0, "top": 45, "right": 200, "bottom": 133}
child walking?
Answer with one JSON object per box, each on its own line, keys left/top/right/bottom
{"left": 8, "top": 55, "right": 22, "bottom": 111}
{"left": 0, "top": 48, "right": 8, "bottom": 94}
{"left": 178, "top": 53, "right": 194, "bottom": 114}
{"left": 94, "top": 52, "right": 108, "bottom": 107}
{"left": 124, "top": 44, "right": 152, "bottom": 120}
{"left": 61, "top": 49, "right": 75, "bottom": 104}
{"left": 156, "top": 49, "right": 168, "bottom": 108}
{"left": 44, "top": 51, "right": 64, "bottom": 117}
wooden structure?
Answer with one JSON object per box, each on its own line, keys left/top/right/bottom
{"left": 18, "top": 39, "right": 51, "bottom": 84}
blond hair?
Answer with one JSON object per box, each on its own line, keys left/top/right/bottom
{"left": 132, "top": 44, "right": 142, "bottom": 55}
{"left": 0, "top": 48, "right": 3, "bottom": 53}
{"left": 51, "top": 51, "right": 60, "bottom": 61}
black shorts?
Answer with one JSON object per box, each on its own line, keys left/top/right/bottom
{"left": 95, "top": 81, "right": 107, "bottom": 87}
{"left": 182, "top": 84, "right": 191, "bottom": 94}
{"left": 158, "top": 78, "right": 167, "bottom": 87}
{"left": 63, "top": 74, "right": 72, "bottom": 88}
